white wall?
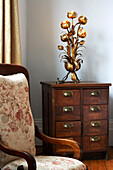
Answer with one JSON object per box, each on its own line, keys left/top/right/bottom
{"left": 27, "top": 0, "right": 56, "bottom": 119}
{"left": 19, "top": 0, "right": 113, "bottom": 144}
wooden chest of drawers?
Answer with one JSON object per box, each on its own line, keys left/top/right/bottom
{"left": 40, "top": 82, "right": 111, "bottom": 159}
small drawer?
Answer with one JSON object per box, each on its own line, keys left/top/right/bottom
{"left": 83, "top": 135, "right": 107, "bottom": 151}
{"left": 55, "top": 137, "right": 81, "bottom": 153}
{"left": 83, "top": 89, "right": 108, "bottom": 104}
{"left": 83, "top": 120, "right": 107, "bottom": 135}
{"left": 83, "top": 104, "right": 107, "bottom": 120}
{"left": 56, "top": 121, "right": 81, "bottom": 137}
{"left": 55, "top": 105, "right": 80, "bottom": 121}
{"left": 55, "top": 90, "right": 80, "bottom": 106}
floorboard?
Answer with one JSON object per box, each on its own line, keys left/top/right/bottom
{"left": 83, "top": 160, "right": 91, "bottom": 170}
{"left": 98, "top": 160, "right": 106, "bottom": 170}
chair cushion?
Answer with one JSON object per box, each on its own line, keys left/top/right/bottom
{"left": 0, "top": 73, "right": 36, "bottom": 168}
{"left": 2, "top": 156, "right": 86, "bottom": 170}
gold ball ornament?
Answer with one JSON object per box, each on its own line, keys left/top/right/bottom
{"left": 78, "top": 15, "right": 87, "bottom": 25}
{"left": 61, "top": 20, "right": 71, "bottom": 29}
{"left": 58, "top": 45, "right": 64, "bottom": 50}
{"left": 67, "top": 11, "right": 78, "bottom": 19}
{"left": 79, "top": 40, "right": 85, "bottom": 45}
{"left": 61, "top": 33, "right": 68, "bottom": 42}
{"left": 78, "top": 28, "right": 86, "bottom": 38}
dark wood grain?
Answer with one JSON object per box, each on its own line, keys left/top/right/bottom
{"left": 83, "top": 136, "right": 107, "bottom": 151}
{"left": 41, "top": 81, "right": 111, "bottom": 158}
{"left": 55, "top": 105, "right": 80, "bottom": 121}
{"left": 83, "top": 104, "right": 108, "bottom": 120}
{"left": 56, "top": 121, "right": 81, "bottom": 137}
{"left": 83, "top": 88, "right": 108, "bottom": 104}
{"left": 83, "top": 120, "right": 107, "bottom": 135}
{"left": 40, "top": 81, "right": 111, "bottom": 88}
{"left": 55, "top": 89, "right": 80, "bottom": 106}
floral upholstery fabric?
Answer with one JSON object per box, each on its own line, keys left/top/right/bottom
{"left": 0, "top": 74, "right": 36, "bottom": 168}
{"left": 2, "top": 156, "right": 86, "bottom": 170}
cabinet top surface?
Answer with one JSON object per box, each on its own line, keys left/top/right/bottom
{"left": 40, "top": 81, "right": 111, "bottom": 88}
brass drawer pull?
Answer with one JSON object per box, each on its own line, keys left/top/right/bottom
{"left": 90, "top": 90, "right": 100, "bottom": 96}
{"left": 90, "top": 136, "right": 100, "bottom": 142}
{"left": 64, "top": 122, "right": 74, "bottom": 128}
{"left": 90, "top": 106, "right": 100, "bottom": 112}
{"left": 63, "top": 91, "right": 73, "bottom": 97}
{"left": 91, "top": 121, "right": 100, "bottom": 127}
{"left": 63, "top": 106, "right": 73, "bottom": 112}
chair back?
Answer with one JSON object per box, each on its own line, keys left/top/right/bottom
{"left": 0, "top": 63, "right": 29, "bottom": 82}
{"left": 0, "top": 64, "right": 36, "bottom": 168}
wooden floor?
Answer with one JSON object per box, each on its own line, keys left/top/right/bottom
{"left": 83, "top": 159, "right": 113, "bottom": 170}
{"left": 37, "top": 146, "right": 113, "bottom": 170}
{"left": 83, "top": 147, "right": 113, "bottom": 170}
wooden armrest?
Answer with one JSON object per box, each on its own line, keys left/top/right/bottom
{"left": 0, "top": 141, "right": 36, "bottom": 170}
{"left": 35, "top": 125, "right": 81, "bottom": 159}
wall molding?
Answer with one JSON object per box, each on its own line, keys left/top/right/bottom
{"left": 35, "top": 119, "right": 113, "bottom": 146}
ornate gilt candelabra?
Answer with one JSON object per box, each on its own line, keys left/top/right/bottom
{"left": 58, "top": 11, "right": 88, "bottom": 83}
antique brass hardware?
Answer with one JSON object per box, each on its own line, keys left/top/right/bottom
{"left": 63, "top": 91, "right": 73, "bottom": 97}
{"left": 90, "top": 106, "right": 100, "bottom": 112}
{"left": 90, "top": 90, "right": 100, "bottom": 96}
{"left": 63, "top": 106, "right": 73, "bottom": 112}
{"left": 90, "top": 136, "right": 100, "bottom": 142}
{"left": 63, "top": 122, "right": 74, "bottom": 128}
{"left": 91, "top": 121, "right": 100, "bottom": 127}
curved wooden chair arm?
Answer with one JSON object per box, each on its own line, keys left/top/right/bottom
{"left": 35, "top": 125, "right": 81, "bottom": 159}
{"left": 0, "top": 141, "right": 36, "bottom": 170}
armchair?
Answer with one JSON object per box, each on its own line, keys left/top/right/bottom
{"left": 0, "top": 64, "right": 87, "bottom": 170}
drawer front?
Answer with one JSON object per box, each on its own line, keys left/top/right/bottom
{"left": 83, "top": 105, "right": 107, "bottom": 120}
{"left": 83, "top": 120, "right": 107, "bottom": 135}
{"left": 83, "top": 135, "right": 107, "bottom": 151}
{"left": 55, "top": 90, "right": 80, "bottom": 106}
{"left": 83, "top": 89, "right": 108, "bottom": 104}
{"left": 55, "top": 105, "right": 80, "bottom": 121}
{"left": 55, "top": 137, "right": 81, "bottom": 153}
{"left": 56, "top": 121, "right": 81, "bottom": 137}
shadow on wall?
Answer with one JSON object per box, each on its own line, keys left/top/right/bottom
{"left": 27, "top": 0, "right": 56, "bottom": 120}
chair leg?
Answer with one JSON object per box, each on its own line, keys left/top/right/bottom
{"left": 86, "top": 165, "right": 88, "bottom": 170}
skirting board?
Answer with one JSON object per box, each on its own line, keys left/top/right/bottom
{"left": 35, "top": 119, "right": 113, "bottom": 146}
